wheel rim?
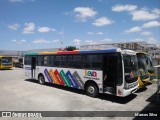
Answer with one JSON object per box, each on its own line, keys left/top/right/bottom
{"left": 88, "top": 86, "right": 95, "bottom": 94}
{"left": 39, "top": 76, "right": 44, "bottom": 84}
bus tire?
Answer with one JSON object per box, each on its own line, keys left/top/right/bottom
{"left": 85, "top": 83, "right": 99, "bottom": 98}
{"left": 38, "top": 74, "right": 45, "bottom": 85}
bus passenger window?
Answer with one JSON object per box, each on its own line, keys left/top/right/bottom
{"left": 25, "top": 56, "right": 31, "bottom": 65}
{"left": 44, "top": 56, "right": 49, "bottom": 66}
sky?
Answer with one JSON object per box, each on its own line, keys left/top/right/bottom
{"left": 0, "top": 0, "right": 160, "bottom": 50}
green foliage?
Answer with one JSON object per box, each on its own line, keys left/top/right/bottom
{"left": 66, "top": 46, "right": 77, "bottom": 51}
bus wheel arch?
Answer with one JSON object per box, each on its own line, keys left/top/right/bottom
{"left": 84, "top": 80, "right": 99, "bottom": 98}
{"left": 38, "top": 73, "right": 45, "bottom": 85}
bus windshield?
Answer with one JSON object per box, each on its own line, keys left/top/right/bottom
{"left": 137, "top": 54, "right": 148, "bottom": 76}
{"left": 1, "top": 57, "right": 12, "bottom": 65}
{"left": 123, "top": 55, "right": 138, "bottom": 82}
{"left": 146, "top": 55, "right": 154, "bottom": 71}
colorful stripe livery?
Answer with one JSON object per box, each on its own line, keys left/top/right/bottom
{"left": 54, "top": 69, "right": 65, "bottom": 86}
{"left": 66, "top": 71, "right": 79, "bottom": 88}
{"left": 44, "top": 69, "right": 84, "bottom": 89}
{"left": 44, "top": 69, "right": 52, "bottom": 83}
{"left": 49, "top": 69, "right": 60, "bottom": 84}
{"left": 60, "top": 70, "right": 72, "bottom": 87}
{"left": 73, "top": 71, "right": 84, "bottom": 89}
{"left": 25, "top": 48, "right": 118, "bottom": 56}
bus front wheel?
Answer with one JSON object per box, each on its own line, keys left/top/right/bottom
{"left": 38, "top": 74, "right": 45, "bottom": 85}
{"left": 86, "top": 83, "right": 99, "bottom": 98}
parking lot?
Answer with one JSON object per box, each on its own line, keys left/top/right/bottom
{"left": 0, "top": 67, "right": 159, "bottom": 119}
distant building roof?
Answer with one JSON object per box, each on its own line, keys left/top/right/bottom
{"left": 27, "top": 48, "right": 58, "bottom": 52}
{"left": 0, "top": 50, "right": 26, "bottom": 57}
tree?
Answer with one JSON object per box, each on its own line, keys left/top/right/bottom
{"left": 66, "top": 46, "right": 77, "bottom": 51}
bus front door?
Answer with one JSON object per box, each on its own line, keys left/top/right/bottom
{"left": 103, "top": 54, "right": 117, "bottom": 95}
{"left": 31, "top": 57, "right": 36, "bottom": 79}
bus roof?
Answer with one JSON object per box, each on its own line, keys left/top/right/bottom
{"left": 25, "top": 48, "right": 121, "bottom": 56}
{"left": 122, "top": 49, "right": 137, "bottom": 55}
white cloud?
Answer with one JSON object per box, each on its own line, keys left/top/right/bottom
{"left": 92, "top": 17, "right": 113, "bottom": 26}
{"left": 146, "top": 37, "right": 159, "bottom": 46}
{"left": 12, "top": 39, "right": 17, "bottom": 42}
{"left": 112, "top": 4, "right": 137, "bottom": 12}
{"left": 112, "top": 5, "right": 160, "bottom": 21}
{"left": 85, "top": 40, "right": 98, "bottom": 45}
{"left": 52, "top": 39, "right": 60, "bottom": 43}
{"left": 142, "top": 21, "right": 160, "bottom": 28}
{"left": 8, "top": 23, "right": 20, "bottom": 30}
{"left": 97, "top": 32, "right": 104, "bottom": 35}
{"left": 141, "top": 31, "right": 152, "bottom": 36}
{"left": 33, "top": 39, "right": 51, "bottom": 43}
{"left": 74, "top": 7, "right": 97, "bottom": 22}
{"left": 21, "top": 39, "right": 26, "bottom": 42}
{"left": 125, "top": 27, "right": 142, "bottom": 34}
{"left": 152, "top": 8, "right": 160, "bottom": 16}
{"left": 38, "top": 27, "right": 56, "bottom": 33}
{"left": 84, "top": 38, "right": 112, "bottom": 45}
{"left": 73, "top": 39, "right": 81, "bottom": 45}
{"left": 130, "top": 8, "right": 159, "bottom": 21}
{"left": 23, "top": 22, "right": 35, "bottom": 34}
{"left": 100, "top": 38, "right": 112, "bottom": 43}
{"left": 129, "top": 37, "right": 160, "bottom": 47}
{"left": 129, "top": 38, "right": 144, "bottom": 42}
{"left": 58, "top": 31, "right": 64, "bottom": 35}
{"left": 87, "top": 32, "right": 104, "bottom": 35}
{"left": 12, "top": 39, "right": 26, "bottom": 44}
{"left": 87, "top": 32, "right": 94, "bottom": 35}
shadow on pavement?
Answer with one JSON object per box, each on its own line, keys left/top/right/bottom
{"left": 0, "top": 69, "right": 13, "bottom": 71}
{"left": 133, "top": 92, "right": 160, "bottom": 120}
{"left": 25, "top": 79, "right": 137, "bottom": 104}
{"left": 136, "top": 87, "right": 147, "bottom": 93}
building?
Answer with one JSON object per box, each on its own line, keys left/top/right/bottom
{"left": 0, "top": 48, "right": 59, "bottom": 57}
{"left": 80, "top": 41, "right": 160, "bottom": 58}
{"left": 27, "top": 48, "right": 59, "bottom": 53}
{"left": 0, "top": 50, "right": 26, "bottom": 57}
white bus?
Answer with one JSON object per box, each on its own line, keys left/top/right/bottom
{"left": 24, "top": 48, "right": 139, "bottom": 97}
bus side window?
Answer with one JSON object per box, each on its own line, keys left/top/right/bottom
{"left": 49, "top": 56, "right": 54, "bottom": 67}
{"left": 82, "top": 55, "right": 92, "bottom": 69}
{"left": 59, "top": 56, "right": 66, "bottom": 67}
{"left": 67, "top": 55, "right": 82, "bottom": 69}
{"left": 25, "top": 56, "right": 31, "bottom": 65}
{"left": 37, "top": 56, "right": 44, "bottom": 66}
{"left": 73, "top": 55, "right": 82, "bottom": 68}
{"left": 92, "top": 55, "right": 102, "bottom": 70}
{"left": 44, "top": 56, "right": 48, "bottom": 66}
{"left": 54, "top": 56, "right": 60, "bottom": 67}
{"left": 67, "top": 55, "right": 73, "bottom": 68}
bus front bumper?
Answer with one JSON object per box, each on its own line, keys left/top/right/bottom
{"left": 122, "top": 84, "right": 139, "bottom": 97}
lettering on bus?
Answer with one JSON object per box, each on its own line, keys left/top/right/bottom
{"left": 84, "top": 70, "right": 99, "bottom": 80}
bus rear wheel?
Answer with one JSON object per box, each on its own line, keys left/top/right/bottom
{"left": 86, "top": 83, "right": 99, "bottom": 98}
{"left": 38, "top": 75, "right": 45, "bottom": 85}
